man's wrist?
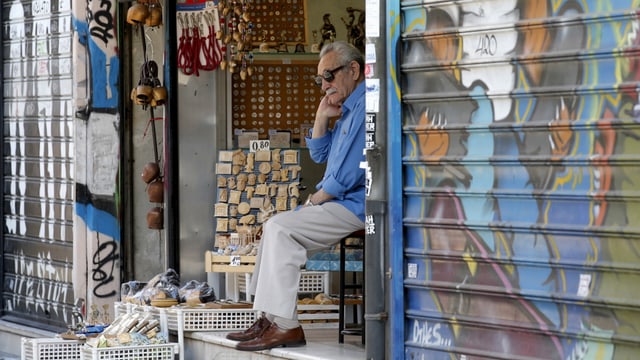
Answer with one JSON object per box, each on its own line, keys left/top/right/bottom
{"left": 305, "top": 196, "right": 315, "bottom": 206}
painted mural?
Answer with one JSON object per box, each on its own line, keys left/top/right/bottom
{"left": 72, "top": 0, "right": 121, "bottom": 322}
{"left": 399, "top": 0, "right": 640, "bottom": 359}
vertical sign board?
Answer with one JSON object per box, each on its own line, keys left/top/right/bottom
{"left": 2, "top": 0, "right": 75, "bottom": 327}
{"left": 398, "top": 0, "right": 640, "bottom": 359}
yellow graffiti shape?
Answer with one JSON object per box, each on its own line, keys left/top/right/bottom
{"left": 418, "top": 110, "right": 450, "bottom": 161}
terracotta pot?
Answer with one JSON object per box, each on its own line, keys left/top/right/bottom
{"left": 141, "top": 162, "right": 160, "bottom": 183}
{"left": 146, "top": 207, "right": 163, "bottom": 229}
{"left": 147, "top": 180, "right": 164, "bottom": 203}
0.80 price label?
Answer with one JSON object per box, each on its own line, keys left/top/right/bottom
{"left": 249, "top": 140, "right": 270, "bottom": 152}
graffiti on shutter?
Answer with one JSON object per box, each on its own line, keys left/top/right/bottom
{"left": 399, "top": 0, "right": 640, "bottom": 358}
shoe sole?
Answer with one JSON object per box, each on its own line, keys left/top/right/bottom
{"left": 236, "top": 340, "right": 307, "bottom": 351}
{"left": 226, "top": 335, "right": 257, "bottom": 341}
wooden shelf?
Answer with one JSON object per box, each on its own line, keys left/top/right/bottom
{"left": 205, "top": 251, "right": 256, "bottom": 273}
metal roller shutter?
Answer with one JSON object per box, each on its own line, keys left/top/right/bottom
{"left": 395, "top": 1, "right": 640, "bottom": 358}
{"left": 2, "top": 0, "right": 74, "bottom": 329}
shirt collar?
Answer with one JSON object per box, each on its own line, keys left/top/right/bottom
{"left": 341, "top": 81, "right": 366, "bottom": 114}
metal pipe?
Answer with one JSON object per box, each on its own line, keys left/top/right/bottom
{"left": 364, "top": 0, "right": 391, "bottom": 357}
{"left": 365, "top": 200, "right": 387, "bottom": 359}
{"left": 164, "top": 0, "right": 180, "bottom": 271}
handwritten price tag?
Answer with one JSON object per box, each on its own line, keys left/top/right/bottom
{"left": 249, "top": 140, "right": 270, "bottom": 152}
{"left": 229, "top": 255, "right": 241, "bottom": 266}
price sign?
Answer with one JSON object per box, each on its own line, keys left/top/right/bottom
{"left": 249, "top": 140, "right": 270, "bottom": 152}
{"left": 229, "top": 255, "right": 241, "bottom": 266}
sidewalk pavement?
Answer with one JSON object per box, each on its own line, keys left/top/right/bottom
{"left": 0, "top": 351, "right": 19, "bottom": 360}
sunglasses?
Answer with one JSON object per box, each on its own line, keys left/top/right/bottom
{"left": 314, "top": 64, "right": 347, "bottom": 87}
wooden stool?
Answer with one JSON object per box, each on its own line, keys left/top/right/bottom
{"left": 339, "top": 229, "right": 365, "bottom": 344}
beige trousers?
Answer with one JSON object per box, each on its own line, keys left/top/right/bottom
{"left": 248, "top": 202, "right": 364, "bottom": 320}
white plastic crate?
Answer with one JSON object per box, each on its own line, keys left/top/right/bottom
{"left": 115, "top": 301, "right": 257, "bottom": 333}
{"left": 165, "top": 307, "right": 257, "bottom": 332}
{"left": 298, "top": 271, "right": 329, "bottom": 294}
{"left": 80, "top": 343, "right": 178, "bottom": 360}
{"left": 21, "top": 337, "right": 83, "bottom": 360}
{"left": 235, "top": 270, "right": 329, "bottom": 298}
{"left": 164, "top": 307, "right": 257, "bottom": 360}
{"left": 298, "top": 303, "right": 339, "bottom": 329}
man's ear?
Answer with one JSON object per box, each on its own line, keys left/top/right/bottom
{"left": 350, "top": 61, "right": 360, "bottom": 78}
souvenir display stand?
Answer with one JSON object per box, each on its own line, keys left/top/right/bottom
{"left": 210, "top": 147, "right": 303, "bottom": 301}
{"left": 208, "top": 145, "right": 344, "bottom": 328}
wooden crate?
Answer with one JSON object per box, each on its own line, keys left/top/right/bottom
{"left": 205, "top": 251, "right": 256, "bottom": 273}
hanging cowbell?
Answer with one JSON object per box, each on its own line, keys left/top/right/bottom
{"left": 152, "top": 77, "right": 168, "bottom": 106}
{"left": 145, "top": 2, "right": 163, "bottom": 27}
{"left": 127, "top": 2, "right": 149, "bottom": 25}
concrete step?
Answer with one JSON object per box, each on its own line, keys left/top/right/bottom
{"left": 2, "top": 321, "right": 365, "bottom": 360}
{"left": 181, "top": 328, "right": 365, "bottom": 360}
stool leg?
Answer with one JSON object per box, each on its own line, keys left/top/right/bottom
{"left": 351, "top": 271, "right": 358, "bottom": 325}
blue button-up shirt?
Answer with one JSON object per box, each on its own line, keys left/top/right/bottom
{"left": 305, "top": 82, "right": 366, "bottom": 222}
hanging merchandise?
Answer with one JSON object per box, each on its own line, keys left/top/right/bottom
{"left": 125, "top": 0, "right": 167, "bottom": 229}
{"left": 147, "top": 179, "right": 164, "bottom": 203}
{"left": 141, "top": 105, "right": 164, "bottom": 230}
{"left": 145, "top": 0, "right": 163, "bottom": 27}
{"left": 201, "top": 11, "right": 223, "bottom": 71}
{"left": 141, "top": 162, "right": 161, "bottom": 184}
{"left": 147, "top": 206, "right": 164, "bottom": 230}
{"left": 177, "top": 1, "right": 254, "bottom": 78}
{"left": 177, "top": 3, "right": 226, "bottom": 76}
{"left": 177, "top": 13, "right": 197, "bottom": 75}
{"left": 131, "top": 60, "right": 167, "bottom": 109}
{"left": 127, "top": 1, "right": 149, "bottom": 25}
{"left": 128, "top": 0, "right": 168, "bottom": 111}
{"left": 127, "top": 0, "right": 164, "bottom": 27}
{"left": 218, "top": 0, "right": 255, "bottom": 79}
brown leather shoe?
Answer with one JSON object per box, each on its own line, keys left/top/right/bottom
{"left": 226, "top": 317, "right": 271, "bottom": 341}
{"left": 235, "top": 323, "right": 306, "bottom": 351}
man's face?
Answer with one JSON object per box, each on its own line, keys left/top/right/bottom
{"left": 317, "top": 52, "right": 356, "bottom": 106}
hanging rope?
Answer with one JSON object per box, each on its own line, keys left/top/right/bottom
{"left": 177, "top": 6, "right": 226, "bottom": 76}
{"left": 177, "top": 13, "right": 196, "bottom": 75}
{"left": 199, "top": 11, "right": 223, "bottom": 71}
